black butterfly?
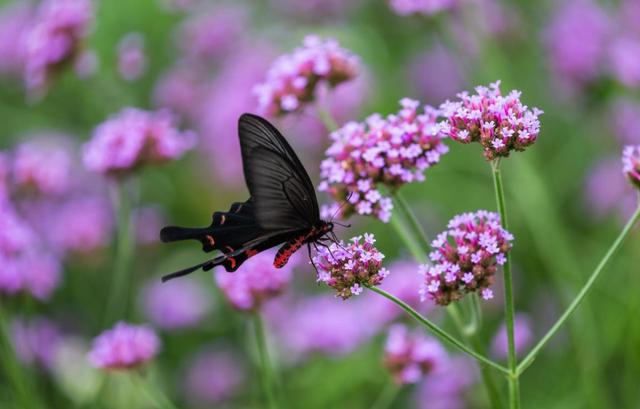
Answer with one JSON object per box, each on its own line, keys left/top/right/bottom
{"left": 160, "top": 113, "right": 340, "bottom": 282}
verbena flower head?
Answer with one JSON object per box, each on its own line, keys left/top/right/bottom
{"left": 384, "top": 324, "right": 447, "bottom": 385}
{"left": 389, "top": 0, "right": 457, "bottom": 16}
{"left": 11, "top": 138, "right": 72, "bottom": 196}
{"left": 83, "top": 108, "right": 196, "bottom": 175}
{"left": 184, "top": 347, "right": 245, "bottom": 406}
{"left": 416, "top": 357, "right": 476, "bottom": 409}
{"left": 11, "top": 316, "right": 61, "bottom": 369}
{"left": 253, "top": 34, "right": 359, "bottom": 116}
{"left": 622, "top": 145, "right": 640, "bottom": 190}
{"left": 88, "top": 322, "right": 160, "bottom": 370}
{"left": 319, "top": 99, "right": 448, "bottom": 222}
{"left": 22, "top": 0, "right": 93, "bottom": 93}
{"left": 117, "top": 32, "right": 146, "bottom": 82}
{"left": 142, "top": 279, "right": 212, "bottom": 330}
{"left": 214, "top": 250, "right": 295, "bottom": 311}
{"left": 420, "top": 210, "right": 514, "bottom": 306}
{"left": 0, "top": 3, "right": 33, "bottom": 76}
{"left": 49, "top": 197, "right": 113, "bottom": 254}
{"left": 585, "top": 157, "right": 637, "bottom": 221}
{"left": 491, "top": 313, "right": 533, "bottom": 359}
{"left": 439, "top": 81, "right": 543, "bottom": 160}
{"left": 313, "top": 233, "right": 388, "bottom": 299}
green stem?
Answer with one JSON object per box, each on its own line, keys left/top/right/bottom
{"left": 316, "top": 105, "right": 339, "bottom": 132}
{"left": 369, "top": 382, "right": 400, "bottom": 409}
{"left": 491, "top": 160, "right": 520, "bottom": 409}
{"left": 131, "top": 372, "right": 179, "bottom": 409}
{"left": 368, "top": 286, "right": 509, "bottom": 375}
{"left": 252, "top": 313, "right": 279, "bottom": 409}
{"left": 517, "top": 204, "right": 640, "bottom": 376}
{"left": 392, "top": 191, "right": 431, "bottom": 252}
{"left": 0, "top": 303, "right": 38, "bottom": 409}
{"left": 104, "top": 180, "right": 135, "bottom": 325}
{"left": 389, "top": 212, "right": 427, "bottom": 263}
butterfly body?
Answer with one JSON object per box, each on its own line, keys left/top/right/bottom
{"left": 160, "top": 114, "right": 335, "bottom": 281}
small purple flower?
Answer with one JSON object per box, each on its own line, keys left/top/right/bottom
{"left": 83, "top": 108, "right": 196, "bottom": 176}
{"left": 0, "top": 3, "right": 33, "bottom": 76}
{"left": 491, "top": 313, "right": 533, "bottom": 359}
{"left": 88, "top": 322, "right": 160, "bottom": 370}
{"left": 22, "top": 0, "right": 93, "bottom": 93}
{"left": 416, "top": 357, "right": 476, "bottom": 409}
{"left": 313, "top": 234, "right": 388, "bottom": 299}
{"left": 439, "top": 81, "right": 542, "bottom": 160}
{"left": 320, "top": 99, "right": 448, "bottom": 222}
{"left": 420, "top": 211, "right": 513, "bottom": 306}
{"left": 183, "top": 347, "right": 245, "bottom": 407}
{"left": 117, "top": 32, "right": 147, "bottom": 82}
{"left": 253, "top": 35, "right": 360, "bottom": 116}
{"left": 384, "top": 324, "right": 447, "bottom": 385}
{"left": 11, "top": 138, "right": 72, "bottom": 196}
{"left": 49, "top": 197, "right": 113, "bottom": 254}
{"left": 153, "top": 64, "right": 206, "bottom": 122}
{"left": 389, "top": 0, "right": 457, "bottom": 16}
{"left": 142, "top": 278, "right": 212, "bottom": 330}
{"left": 585, "top": 157, "right": 637, "bottom": 221}
{"left": 409, "top": 43, "right": 465, "bottom": 105}
{"left": 11, "top": 316, "right": 61, "bottom": 369}
{"left": 622, "top": 145, "right": 640, "bottom": 190}
{"left": 214, "top": 250, "right": 295, "bottom": 311}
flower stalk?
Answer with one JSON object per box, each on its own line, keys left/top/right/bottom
{"left": 252, "top": 312, "right": 279, "bottom": 409}
{"left": 131, "top": 371, "right": 179, "bottom": 409}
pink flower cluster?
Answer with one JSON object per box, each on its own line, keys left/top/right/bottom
{"left": 142, "top": 278, "right": 212, "bottom": 330}
{"left": 383, "top": 324, "right": 447, "bottom": 385}
{"left": 439, "top": 81, "right": 543, "bottom": 160}
{"left": 83, "top": 108, "right": 196, "bottom": 175}
{"left": 11, "top": 316, "right": 62, "bottom": 369}
{"left": 11, "top": 138, "right": 72, "bottom": 196}
{"left": 22, "top": 0, "right": 93, "bottom": 92}
{"left": 420, "top": 211, "right": 514, "bottom": 306}
{"left": 117, "top": 32, "right": 147, "bottom": 82}
{"left": 253, "top": 35, "right": 360, "bottom": 116}
{"left": 214, "top": 251, "right": 295, "bottom": 311}
{"left": 183, "top": 347, "right": 246, "bottom": 406}
{"left": 320, "top": 99, "right": 448, "bottom": 222}
{"left": 389, "top": 0, "right": 457, "bottom": 16}
{"left": 622, "top": 145, "right": 640, "bottom": 189}
{"left": 313, "top": 233, "right": 389, "bottom": 299}
{"left": 88, "top": 322, "right": 160, "bottom": 370}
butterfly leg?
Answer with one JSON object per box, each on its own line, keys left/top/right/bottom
{"left": 307, "top": 243, "right": 320, "bottom": 275}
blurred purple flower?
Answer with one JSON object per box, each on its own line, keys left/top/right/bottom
{"left": 253, "top": 35, "right": 360, "bottom": 116}
{"left": 49, "top": 197, "right": 113, "bottom": 254}
{"left": 176, "top": 4, "right": 246, "bottom": 64}
{"left": 389, "top": 0, "right": 457, "bottom": 16}
{"left": 183, "top": 347, "right": 245, "bottom": 407}
{"left": 491, "top": 313, "right": 533, "bottom": 359}
{"left": 543, "top": 0, "right": 611, "bottom": 87}
{"left": 117, "top": 32, "right": 147, "bottom": 82}
{"left": 11, "top": 316, "right": 62, "bottom": 369}
{"left": 83, "top": 108, "right": 196, "bottom": 176}
{"left": 439, "top": 80, "right": 542, "bottom": 160}
{"left": 142, "top": 278, "right": 212, "bottom": 330}
{"left": 585, "top": 157, "right": 637, "bottom": 221}
{"left": 0, "top": 2, "right": 32, "bottom": 76}
{"left": 420, "top": 210, "right": 513, "bottom": 306}
{"left": 214, "top": 250, "right": 295, "bottom": 311}
{"left": 22, "top": 0, "right": 93, "bottom": 93}
{"left": 384, "top": 324, "right": 447, "bottom": 384}
{"left": 320, "top": 99, "right": 448, "bottom": 222}
{"left": 409, "top": 43, "right": 464, "bottom": 105}
{"left": 609, "top": 37, "right": 640, "bottom": 88}
{"left": 135, "top": 206, "right": 165, "bottom": 245}
{"left": 416, "top": 357, "right": 476, "bottom": 409}
{"left": 269, "top": 0, "right": 359, "bottom": 20}
{"left": 314, "top": 233, "right": 388, "bottom": 299}
{"left": 623, "top": 145, "right": 640, "bottom": 190}
{"left": 611, "top": 99, "right": 640, "bottom": 146}
{"left": 153, "top": 64, "right": 207, "bottom": 122}
{"left": 73, "top": 49, "right": 98, "bottom": 78}
{"left": 11, "top": 137, "right": 73, "bottom": 196}
{"left": 88, "top": 322, "right": 160, "bottom": 370}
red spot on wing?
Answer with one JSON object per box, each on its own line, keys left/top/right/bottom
{"left": 245, "top": 249, "right": 258, "bottom": 258}
{"left": 228, "top": 257, "right": 236, "bottom": 269}
{"left": 206, "top": 235, "right": 216, "bottom": 246}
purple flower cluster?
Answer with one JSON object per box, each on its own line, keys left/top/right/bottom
{"left": 313, "top": 233, "right": 389, "bottom": 299}
{"left": 253, "top": 35, "right": 360, "bottom": 116}
{"left": 214, "top": 250, "right": 295, "bottom": 311}
{"left": 420, "top": 211, "right": 514, "bottom": 306}
{"left": 585, "top": 157, "right": 637, "bottom": 222}
{"left": 0, "top": 3, "right": 32, "bottom": 76}
{"left": 142, "top": 278, "right": 212, "bottom": 330}
{"left": 416, "top": 357, "right": 476, "bottom": 409}
{"left": 117, "top": 32, "right": 147, "bottom": 82}
{"left": 439, "top": 81, "right": 543, "bottom": 160}
{"left": 491, "top": 313, "right": 533, "bottom": 359}
{"left": 22, "top": 0, "right": 93, "bottom": 93}
{"left": 319, "top": 99, "right": 449, "bottom": 222}
{"left": 11, "top": 316, "right": 62, "bottom": 369}
{"left": 11, "top": 138, "right": 72, "bottom": 196}
{"left": 383, "top": 324, "right": 447, "bottom": 384}
{"left": 622, "top": 145, "right": 640, "bottom": 189}
{"left": 183, "top": 347, "right": 245, "bottom": 407}
{"left": 389, "top": 0, "right": 457, "bottom": 16}
{"left": 83, "top": 108, "right": 196, "bottom": 176}
{"left": 49, "top": 197, "right": 113, "bottom": 254}
{"left": 88, "top": 322, "right": 160, "bottom": 370}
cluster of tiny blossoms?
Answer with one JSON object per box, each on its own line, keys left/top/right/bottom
{"left": 383, "top": 324, "right": 447, "bottom": 385}
{"left": 319, "top": 99, "right": 448, "bottom": 222}
{"left": 439, "top": 81, "right": 543, "bottom": 160}
{"left": 420, "top": 211, "right": 514, "bottom": 306}
{"left": 622, "top": 145, "right": 640, "bottom": 190}
{"left": 253, "top": 35, "right": 359, "bottom": 116}
{"left": 313, "top": 233, "right": 389, "bottom": 299}
{"left": 83, "top": 108, "right": 196, "bottom": 175}
{"left": 88, "top": 322, "right": 160, "bottom": 370}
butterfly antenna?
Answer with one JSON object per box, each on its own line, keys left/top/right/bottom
{"left": 329, "top": 193, "right": 353, "bottom": 223}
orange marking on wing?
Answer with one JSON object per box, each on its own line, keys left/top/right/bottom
{"left": 245, "top": 249, "right": 258, "bottom": 258}
{"left": 220, "top": 215, "right": 226, "bottom": 225}
{"left": 206, "top": 235, "right": 216, "bottom": 246}
{"left": 225, "top": 245, "right": 234, "bottom": 253}
{"left": 228, "top": 257, "right": 237, "bottom": 269}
